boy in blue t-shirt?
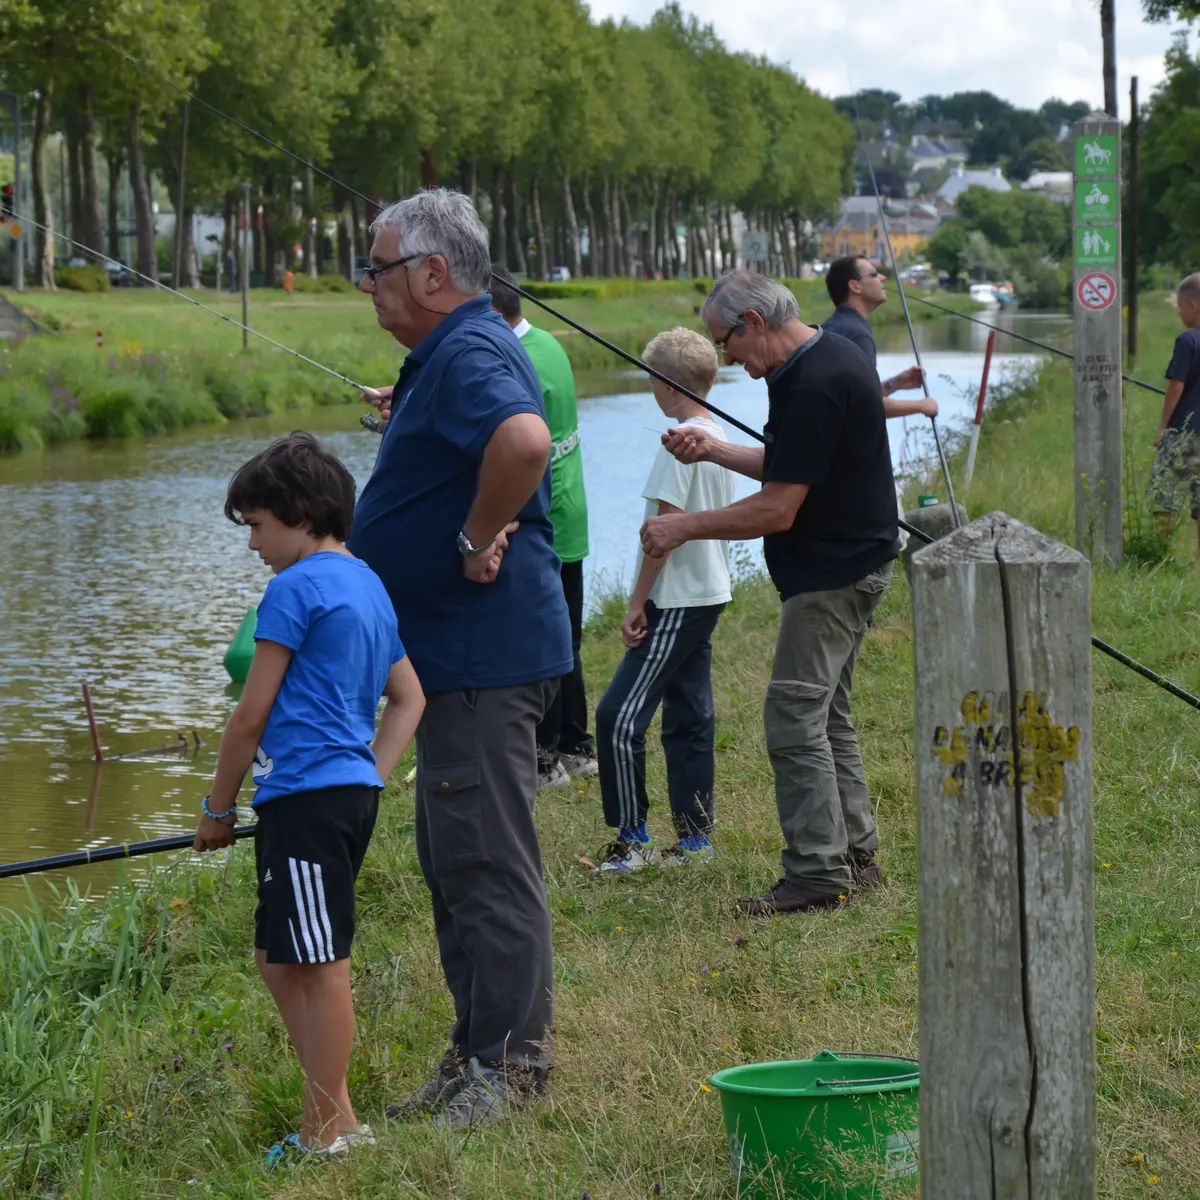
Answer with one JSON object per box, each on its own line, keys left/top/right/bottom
{"left": 193, "top": 432, "right": 424, "bottom": 1161}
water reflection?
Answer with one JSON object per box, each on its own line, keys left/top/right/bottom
{"left": 0, "top": 313, "right": 1064, "bottom": 905}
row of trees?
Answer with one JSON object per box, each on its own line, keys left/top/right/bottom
{"left": 0, "top": 0, "right": 855, "bottom": 288}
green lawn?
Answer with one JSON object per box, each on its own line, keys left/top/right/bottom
{"left": 1, "top": 299, "right": 1198, "bottom": 1198}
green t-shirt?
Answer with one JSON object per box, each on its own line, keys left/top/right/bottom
{"left": 519, "top": 324, "right": 589, "bottom": 563}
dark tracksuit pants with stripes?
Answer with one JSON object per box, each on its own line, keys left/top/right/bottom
{"left": 596, "top": 600, "right": 725, "bottom": 838}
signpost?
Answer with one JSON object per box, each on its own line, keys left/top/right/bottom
{"left": 1071, "top": 114, "right": 1122, "bottom": 564}
{"left": 741, "top": 229, "right": 769, "bottom": 272}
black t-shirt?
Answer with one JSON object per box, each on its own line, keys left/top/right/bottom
{"left": 1165, "top": 325, "right": 1200, "bottom": 431}
{"left": 762, "top": 329, "right": 899, "bottom": 598}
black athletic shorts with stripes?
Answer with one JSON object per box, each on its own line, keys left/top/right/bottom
{"left": 253, "top": 785, "right": 380, "bottom": 965}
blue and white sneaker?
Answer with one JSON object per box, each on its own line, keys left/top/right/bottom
{"left": 598, "top": 830, "right": 658, "bottom": 873}
{"left": 264, "top": 1125, "right": 375, "bottom": 1168}
{"left": 661, "top": 834, "right": 715, "bottom": 867}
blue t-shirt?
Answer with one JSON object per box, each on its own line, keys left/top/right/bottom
{"left": 349, "top": 295, "right": 571, "bottom": 694}
{"left": 1165, "top": 326, "right": 1200, "bottom": 431}
{"left": 251, "top": 552, "right": 405, "bottom": 806}
{"left": 821, "top": 305, "right": 876, "bottom": 367}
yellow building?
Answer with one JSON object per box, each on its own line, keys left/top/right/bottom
{"left": 818, "top": 203, "right": 939, "bottom": 263}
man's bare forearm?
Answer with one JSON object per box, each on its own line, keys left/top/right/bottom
{"left": 1158, "top": 381, "right": 1185, "bottom": 433}
{"left": 675, "top": 489, "right": 797, "bottom": 542}
{"left": 708, "top": 441, "right": 764, "bottom": 481}
{"left": 463, "top": 413, "right": 551, "bottom": 547}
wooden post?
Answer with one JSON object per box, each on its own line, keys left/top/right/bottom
{"left": 1072, "top": 112, "right": 1123, "bottom": 564}
{"left": 911, "top": 512, "right": 1095, "bottom": 1198}
{"left": 1127, "top": 77, "right": 1140, "bottom": 365}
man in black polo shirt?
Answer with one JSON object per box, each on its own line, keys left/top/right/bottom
{"left": 640, "top": 270, "right": 898, "bottom": 914}
{"left": 821, "top": 255, "right": 939, "bottom": 421}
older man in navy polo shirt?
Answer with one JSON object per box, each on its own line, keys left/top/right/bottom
{"left": 350, "top": 189, "right": 571, "bottom": 1128}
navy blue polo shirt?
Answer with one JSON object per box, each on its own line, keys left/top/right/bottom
{"left": 349, "top": 295, "right": 572, "bottom": 694}
{"left": 821, "top": 305, "right": 876, "bottom": 367}
{"left": 1165, "top": 326, "right": 1200, "bottom": 431}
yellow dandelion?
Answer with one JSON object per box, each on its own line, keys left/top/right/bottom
{"left": 801, "top": 1015, "right": 807, "bottom": 1022}
{"left": 1171, "top": 951, "right": 1177, "bottom": 957}
{"left": 1147, "top": 1175, "right": 1160, "bottom": 1185}
{"left": 170, "top": 1097, "right": 180, "bottom": 1104}
{"left": 124, "top": 1111, "right": 133, "bottom": 1120}
{"left": 1132, "top": 1153, "right": 1143, "bottom": 1162}
{"left": 1124, "top": 1043, "right": 1133, "bottom": 1052}
{"left": 838, "top": 893, "right": 847, "bottom": 901}
{"left": 689, "top": 976, "right": 696, "bottom": 982}
{"left": 1194, "top": 1043, "right": 1200, "bottom": 1051}
{"left": 713, "top": 971, "right": 720, "bottom": 978}
{"left": 615, "top": 925, "right": 624, "bottom": 932}
{"left": 699, "top": 1083, "right": 713, "bottom": 1093}
{"left": 1102, "top": 862, "right": 1112, "bottom": 869}
{"left": 909, "top": 964, "right": 918, "bottom": 970}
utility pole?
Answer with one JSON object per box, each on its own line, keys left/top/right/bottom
{"left": 1127, "top": 77, "right": 1140, "bottom": 365}
{"left": 240, "top": 180, "right": 250, "bottom": 350}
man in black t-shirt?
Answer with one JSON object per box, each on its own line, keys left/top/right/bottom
{"left": 641, "top": 270, "right": 899, "bottom": 914}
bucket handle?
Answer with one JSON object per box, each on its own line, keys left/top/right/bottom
{"left": 814, "top": 1050, "right": 919, "bottom": 1089}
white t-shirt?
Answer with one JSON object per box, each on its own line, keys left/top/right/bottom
{"left": 638, "top": 417, "right": 735, "bottom": 609}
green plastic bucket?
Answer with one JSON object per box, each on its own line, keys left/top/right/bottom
{"left": 916, "top": 493, "right": 940, "bottom": 508}
{"left": 223, "top": 606, "right": 257, "bottom": 683}
{"left": 709, "top": 1050, "right": 919, "bottom": 1199}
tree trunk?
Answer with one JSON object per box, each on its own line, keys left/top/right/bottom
{"left": 469, "top": 156, "right": 477, "bottom": 209}
{"left": 620, "top": 181, "right": 633, "bottom": 276}
{"left": 105, "top": 146, "right": 124, "bottom": 262}
{"left": 601, "top": 176, "right": 616, "bottom": 276}
{"left": 530, "top": 174, "right": 548, "bottom": 280}
{"left": 724, "top": 206, "right": 737, "bottom": 271}
{"left": 32, "top": 83, "right": 55, "bottom": 288}
{"left": 420, "top": 147, "right": 438, "bottom": 188}
{"left": 338, "top": 197, "right": 353, "bottom": 280}
{"left": 181, "top": 202, "right": 199, "bottom": 286}
{"left": 646, "top": 181, "right": 659, "bottom": 279}
{"left": 508, "top": 169, "right": 527, "bottom": 274}
{"left": 126, "top": 107, "right": 156, "bottom": 284}
{"left": 491, "top": 162, "right": 507, "bottom": 266}
{"left": 303, "top": 166, "right": 318, "bottom": 277}
{"left": 171, "top": 99, "right": 190, "bottom": 289}
{"left": 561, "top": 167, "right": 582, "bottom": 277}
{"left": 581, "top": 176, "right": 598, "bottom": 276}
{"left": 66, "top": 114, "right": 83, "bottom": 248}
{"left": 77, "top": 84, "right": 104, "bottom": 253}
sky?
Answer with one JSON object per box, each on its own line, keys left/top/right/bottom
{"left": 585, "top": 0, "right": 1195, "bottom": 114}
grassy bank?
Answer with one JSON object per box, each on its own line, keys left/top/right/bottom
{"left": 0, "top": 280, "right": 978, "bottom": 453}
{"left": 2, "top": 299, "right": 1199, "bottom": 1197}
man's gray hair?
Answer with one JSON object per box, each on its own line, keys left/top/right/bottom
{"left": 702, "top": 270, "right": 799, "bottom": 330}
{"left": 370, "top": 188, "right": 491, "bottom": 294}
{"left": 1177, "top": 272, "right": 1200, "bottom": 305}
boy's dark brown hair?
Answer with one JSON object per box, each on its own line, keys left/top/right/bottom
{"left": 224, "top": 431, "right": 356, "bottom": 540}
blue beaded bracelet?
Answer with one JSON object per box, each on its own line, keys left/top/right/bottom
{"left": 201, "top": 795, "right": 237, "bottom": 824}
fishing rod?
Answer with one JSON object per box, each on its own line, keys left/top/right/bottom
{"left": 911, "top": 295, "right": 1167, "bottom": 397}
{"left": 851, "top": 88, "right": 962, "bottom": 528}
{"left": 899, "top": 519, "right": 1200, "bottom": 713}
{"left": 0, "top": 825, "right": 258, "bottom": 881}
{"left": 12, "top": 209, "right": 368, "bottom": 393}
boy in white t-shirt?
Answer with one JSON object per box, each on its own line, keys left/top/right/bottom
{"left": 595, "top": 328, "right": 735, "bottom": 872}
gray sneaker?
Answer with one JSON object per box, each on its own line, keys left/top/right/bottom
{"left": 558, "top": 749, "right": 599, "bottom": 779}
{"left": 385, "top": 1047, "right": 468, "bottom": 1119}
{"left": 434, "top": 1057, "right": 533, "bottom": 1130}
{"left": 538, "top": 758, "right": 571, "bottom": 790}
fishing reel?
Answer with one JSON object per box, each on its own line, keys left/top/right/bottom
{"left": 360, "top": 412, "right": 385, "bottom": 435}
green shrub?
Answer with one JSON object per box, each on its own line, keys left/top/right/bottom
{"left": 54, "top": 264, "right": 111, "bottom": 293}
{"left": 291, "top": 272, "right": 356, "bottom": 294}
{"left": 518, "top": 281, "right": 604, "bottom": 300}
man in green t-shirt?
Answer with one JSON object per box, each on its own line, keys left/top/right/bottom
{"left": 491, "top": 265, "right": 595, "bottom": 787}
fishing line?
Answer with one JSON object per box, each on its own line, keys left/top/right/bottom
{"left": 849, "top": 82, "right": 962, "bottom": 527}
{"left": 11, "top": 209, "right": 367, "bottom": 392}
{"left": 899, "top": 519, "right": 1200, "bottom": 712}
{"left": 911, "top": 295, "right": 1166, "bottom": 396}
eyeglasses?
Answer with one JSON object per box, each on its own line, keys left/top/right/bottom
{"left": 857, "top": 268, "right": 881, "bottom": 280}
{"left": 713, "top": 316, "right": 746, "bottom": 354}
{"left": 362, "top": 253, "right": 425, "bottom": 284}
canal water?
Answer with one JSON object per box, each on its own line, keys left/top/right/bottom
{"left": 0, "top": 311, "right": 1068, "bottom": 905}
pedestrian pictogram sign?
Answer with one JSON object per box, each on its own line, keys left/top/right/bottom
{"left": 1077, "top": 271, "right": 1116, "bottom": 312}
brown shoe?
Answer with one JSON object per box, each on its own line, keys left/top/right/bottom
{"left": 385, "top": 1046, "right": 468, "bottom": 1119}
{"left": 738, "top": 878, "right": 851, "bottom": 917}
{"left": 850, "top": 851, "right": 883, "bottom": 888}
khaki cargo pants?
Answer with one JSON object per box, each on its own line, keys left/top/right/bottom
{"left": 763, "top": 562, "right": 893, "bottom": 894}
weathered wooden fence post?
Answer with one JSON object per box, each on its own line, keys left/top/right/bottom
{"left": 1071, "top": 111, "right": 1123, "bottom": 565}
{"left": 911, "top": 511, "right": 1095, "bottom": 1198}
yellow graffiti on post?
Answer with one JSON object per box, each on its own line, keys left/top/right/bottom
{"left": 1016, "top": 691, "right": 1082, "bottom": 820}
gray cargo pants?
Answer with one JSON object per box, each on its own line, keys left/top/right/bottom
{"left": 764, "top": 562, "right": 893, "bottom": 893}
{"left": 414, "top": 680, "right": 557, "bottom": 1072}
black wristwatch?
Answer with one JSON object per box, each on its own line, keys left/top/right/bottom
{"left": 457, "top": 530, "right": 495, "bottom": 557}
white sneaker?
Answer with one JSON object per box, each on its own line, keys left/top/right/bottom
{"left": 559, "top": 750, "right": 599, "bottom": 779}
{"left": 538, "top": 759, "right": 571, "bottom": 790}
{"left": 597, "top": 836, "right": 658, "bottom": 873}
